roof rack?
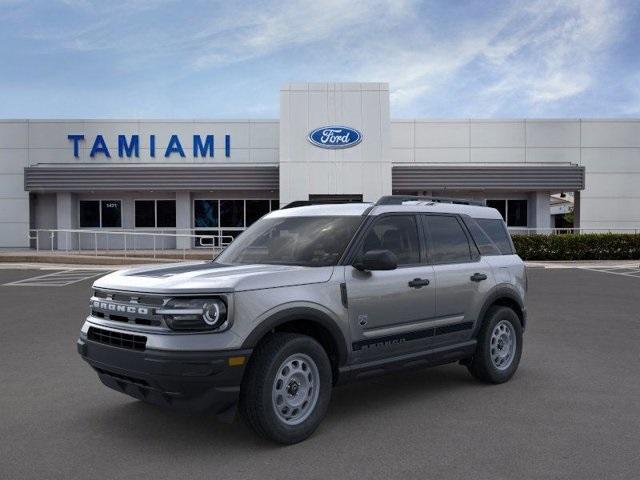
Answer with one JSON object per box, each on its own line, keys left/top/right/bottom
{"left": 375, "top": 195, "right": 484, "bottom": 207}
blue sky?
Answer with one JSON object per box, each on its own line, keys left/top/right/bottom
{"left": 0, "top": 0, "right": 638, "bottom": 118}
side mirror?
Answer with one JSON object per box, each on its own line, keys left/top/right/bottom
{"left": 353, "top": 249, "right": 398, "bottom": 271}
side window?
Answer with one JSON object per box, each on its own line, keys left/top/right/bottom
{"left": 360, "top": 215, "right": 420, "bottom": 265}
{"left": 464, "top": 218, "right": 501, "bottom": 256}
{"left": 476, "top": 218, "right": 514, "bottom": 255}
{"left": 424, "top": 215, "right": 472, "bottom": 264}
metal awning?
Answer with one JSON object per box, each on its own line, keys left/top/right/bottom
{"left": 24, "top": 164, "right": 279, "bottom": 191}
{"left": 392, "top": 164, "right": 585, "bottom": 191}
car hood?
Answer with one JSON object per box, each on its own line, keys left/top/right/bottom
{"left": 92, "top": 261, "right": 335, "bottom": 294}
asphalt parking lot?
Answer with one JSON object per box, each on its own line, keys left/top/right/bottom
{"left": 1, "top": 266, "right": 639, "bottom": 480}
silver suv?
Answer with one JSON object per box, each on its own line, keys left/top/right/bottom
{"left": 78, "top": 196, "right": 526, "bottom": 444}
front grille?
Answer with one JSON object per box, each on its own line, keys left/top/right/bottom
{"left": 88, "top": 326, "right": 147, "bottom": 351}
{"left": 94, "top": 289, "right": 164, "bottom": 306}
{"left": 90, "top": 289, "right": 166, "bottom": 329}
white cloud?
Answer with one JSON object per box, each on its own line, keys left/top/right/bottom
{"left": 189, "top": 0, "right": 414, "bottom": 70}
{"left": 484, "top": 0, "right": 622, "bottom": 104}
{"left": 338, "top": 0, "right": 625, "bottom": 115}
{"left": 380, "top": 0, "right": 624, "bottom": 112}
{"left": 7, "top": 0, "right": 630, "bottom": 116}
{"left": 20, "top": 0, "right": 414, "bottom": 72}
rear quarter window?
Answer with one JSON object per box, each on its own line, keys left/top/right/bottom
{"left": 464, "top": 218, "right": 502, "bottom": 256}
{"left": 476, "top": 218, "right": 514, "bottom": 255}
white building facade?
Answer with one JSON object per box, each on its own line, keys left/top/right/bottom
{"left": 1, "top": 82, "right": 638, "bottom": 249}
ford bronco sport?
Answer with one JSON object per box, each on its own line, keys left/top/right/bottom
{"left": 78, "top": 196, "right": 526, "bottom": 444}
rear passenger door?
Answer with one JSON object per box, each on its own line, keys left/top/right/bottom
{"left": 421, "top": 214, "right": 492, "bottom": 343}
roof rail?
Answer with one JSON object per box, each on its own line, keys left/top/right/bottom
{"left": 281, "top": 200, "right": 314, "bottom": 209}
{"left": 375, "top": 195, "right": 484, "bottom": 207}
{"left": 282, "top": 199, "right": 368, "bottom": 209}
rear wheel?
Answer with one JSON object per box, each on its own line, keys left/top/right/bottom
{"left": 467, "top": 306, "right": 523, "bottom": 383}
{"left": 239, "top": 332, "right": 332, "bottom": 444}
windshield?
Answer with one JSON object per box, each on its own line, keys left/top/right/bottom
{"left": 216, "top": 215, "right": 362, "bottom": 267}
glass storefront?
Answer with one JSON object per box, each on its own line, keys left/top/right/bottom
{"left": 193, "top": 199, "right": 279, "bottom": 247}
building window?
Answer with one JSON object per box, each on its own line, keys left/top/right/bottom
{"left": 507, "top": 200, "right": 527, "bottom": 227}
{"left": 220, "top": 200, "right": 245, "bottom": 227}
{"left": 194, "top": 199, "right": 278, "bottom": 230}
{"left": 80, "top": 200, "right": 121, "bottom": 228}
{"left": 157, "top": 200, "right": 176, "bottom": 228}
{"left": 486, "top": 199, "right": 528, "bottom": 227}
{"left": 193, "top": 199, "right": 278, "bottom": 247}
{"left": 135, "top": 201, "right": 155, "bottom": 228}
{"left": 79, "top": 201, "right": 100, "bottom": 228}
{"left": 101, "top": 201, "right": 122, "bottom": 228}
{"left": 135, "top": 200, "right": 176, "bottom": 228}
{"left": 194, "top": 200, "right": 219, "bottom": 228}
{"left": 246, "top": 200, "right": 271, "bottom": 226}
{"left": 486, "top": 200, "right": 507, "bottom": 220}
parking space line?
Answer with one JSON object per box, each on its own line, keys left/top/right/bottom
{"left": 3, "top": 269, "right": 109, "bottom": 287}
{"left": 578, "top": 266, "right": 640, "bottom": 279}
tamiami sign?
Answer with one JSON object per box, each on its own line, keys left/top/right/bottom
{"left": 67, "top": 134, "right": 232, "bottom": 158}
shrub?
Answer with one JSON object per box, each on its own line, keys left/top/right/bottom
{"left": 511, "top": 233, "right": 640, "bottom": 261}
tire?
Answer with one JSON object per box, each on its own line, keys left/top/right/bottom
{"left": 239, "top": 332, "right": 332, "bottom": 444}
{"left": 467, "top": 306, "right": 523, "bottom": 384}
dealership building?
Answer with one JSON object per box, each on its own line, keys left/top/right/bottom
{"left": 0, "top": 82, "right": 638, "bottom": 250}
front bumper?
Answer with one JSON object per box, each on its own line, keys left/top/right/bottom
{"left": 77, "top": 336, "right": 251, "bottom": 415}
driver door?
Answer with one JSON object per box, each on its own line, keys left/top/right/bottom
{"left": 345, "top": 214, "right": 436, "bottom": 361}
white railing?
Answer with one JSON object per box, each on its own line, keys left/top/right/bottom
{"left": 27, "top": 228, "right": 235, "bottom": 259}
{"left": 508, "top": 227, "right": 640, "bottom": 235}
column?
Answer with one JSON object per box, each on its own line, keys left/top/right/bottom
{"left": 527, "top": 191, "right": 551, "bottom": 231}
{"left": 56, "top": 192, "right": 78, "bottom": 250}
{"left": 175, "top": 191, "right": 191, "bottom": 250}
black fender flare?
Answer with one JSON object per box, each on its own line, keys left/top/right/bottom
{"left": 474, "top": 284, "right": 526, "bottom": 335}
{"left": 241, "top": 306, "right": 349, "bottom": 366}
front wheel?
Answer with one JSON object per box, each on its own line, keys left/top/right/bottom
{"left": 467, "top": 306, "right": 523, "bottom": 384}
{"left": 239, "top": 333, "right": 332, "bottom": 444}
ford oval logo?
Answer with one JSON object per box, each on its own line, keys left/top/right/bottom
{"left": 308, "top": 126, "right": 362, "bottom": 149}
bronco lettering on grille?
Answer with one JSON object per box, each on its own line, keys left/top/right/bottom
{"left": 91, "top": 300, "right": 149, "bottom": 315}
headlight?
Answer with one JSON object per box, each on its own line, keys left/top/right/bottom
{"left": 159, "top": 298, "right": 229, "bottom": 332}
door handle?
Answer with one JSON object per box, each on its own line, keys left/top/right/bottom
{"left": 408, "top": 278, "right": 430, "bottom": 288}
{"left": 470, "top": 273, "right": 488, "bottom": 282}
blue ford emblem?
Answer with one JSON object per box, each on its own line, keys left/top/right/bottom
{"left": 308, "top": 126, "right": 362, "bottom": 149}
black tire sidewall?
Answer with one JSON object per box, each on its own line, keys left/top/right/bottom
{"left": 250, "top": 334, "right": 332, "bottom": 444}
{"left": 476, "top": 307, "right": 523, "bottom": 383}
